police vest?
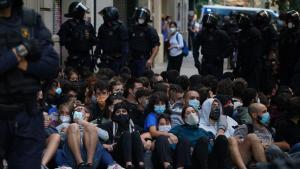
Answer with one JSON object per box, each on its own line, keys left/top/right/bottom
{"left": 0, "top": 8, "right": 41, "bottom": 103}
{"left": 130, "top": 25, "right": 152, "bottom": 55}
{"left": 98, "top": 22, "right": 123, "bottom": 54}
{"left": 65, "top": 19, "right": 91, "bottom": 52}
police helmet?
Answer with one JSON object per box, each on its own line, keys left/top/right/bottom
{"left": 0, "top": 0, "right": 10, "bottom": 9}
{"left": 236, "top": 13, "right": 252, "bottom": 29}
{"left": 132, "top": 7, "right": 152, "bottom": 23}
{"left": 285, "top": 10, "right": 300, "bottom": 28}
{"left": 0, "top": 0, "right": 23, "bottom": 10}
{"left": 64, "top": 2, "right": 88, "bottom": 18}
{"left": 256, "top": 10, "right": 271, "bottom": 28}
{"left": 99, "top": 6, "right": 119, "bottom": 22}
{"left": 202, "top": 13, "right": 218, "bottom": 28}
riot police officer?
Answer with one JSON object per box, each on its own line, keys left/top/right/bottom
{"left": 279, "top": 10, "right": 300, "bottom": 85}
{"left": 255, "top": 10, "right": 279, "bottom": 90}
{"left": 236, "top": 13, "right": 263, "bottom": 89}
{"left": 58, "top": 1, "right": 96, "bottom": 72}
{"left": 0, "top": 0, "right": 59, "bottom": 168}
{"left": 129, "top": 7, "right": 160, "bottom": 77}
{"left": 96, "top": 6, "right": 129, "bottom": 74}
{"left": 193, "top": 13, "right": 233, "bottom": 79}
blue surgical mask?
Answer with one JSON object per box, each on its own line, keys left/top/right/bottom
{"left": 154, "top": 105, "right": 166, "bottom": 114}
{"left": 73, "top": 111, "right": 84, "bottom": 121}
{"left": 55, "top": 87, "right": 62, "bottom": 95}
{"left": 259, "top": 112, "right": 270, "bottom": 126}
{"left": 189, "top": 99, "right": 200, "bottom": 110}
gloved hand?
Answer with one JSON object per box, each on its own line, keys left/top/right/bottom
{"left": 23, "top": 39, "right": 41, "bottom": 61}
{"left": 217, "top": 115, "right": 228, "bottom": 131}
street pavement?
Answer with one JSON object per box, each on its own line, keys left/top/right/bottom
{"left": 153, "top": 51, "right": 231, "bottom": 77}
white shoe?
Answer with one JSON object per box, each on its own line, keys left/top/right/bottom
{"left": 107, "top": 163, "right": 125, "bottom": 169}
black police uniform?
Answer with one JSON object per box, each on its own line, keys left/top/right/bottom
{"left": 193, "top": 27, "right": 233, "bottom": 79}
{"left": 279, "top": 27, "right": 300, "bottom": 85}
{"left": 96, "top": 21, "right": 129, "bottom": 74}
{"left": 257, "top": 23, "right": 278, "bottom": 90}
{"left": 58, "top": 18, "right": 96, "bottom": 72}
{"left": 237, "top": 24, "right": 263, "bottom": 89}
{"left": 129, "top": 24, "right": 160, "bottom": 77}
{"left": 0, "top": 6, "right": 59, "bottom": 169}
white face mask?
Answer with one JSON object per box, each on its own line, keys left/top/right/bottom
{"left": 288, "top": 22, "right": 294, "bottom": 29}
{"left": 170, "top": 27, "right": 177, "bottom": 33}
{"left": 60, "top": 115, "right": 71, "bottom": 123}
{"left": 185, "top": 113, "right": 199, "bottom": 126}
{"left": 158, "top": 125, "right": 172, "bottom": 132}
{"left": 138, "top": 19, "right": 145, "bottom": 24}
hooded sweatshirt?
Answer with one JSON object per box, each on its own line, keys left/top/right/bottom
{"left": 199, "top": 98, "right": 238, "bottom": 137}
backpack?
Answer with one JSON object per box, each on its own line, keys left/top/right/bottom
{"left": 175, "top": 32, "right": 189, "bottom": 57}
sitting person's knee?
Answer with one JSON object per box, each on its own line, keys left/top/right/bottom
{"left": 67, "top": 123, "right": 80, "bottom": 134}
{"left": 49, "top": 133, "right": 61, "bottom": 144}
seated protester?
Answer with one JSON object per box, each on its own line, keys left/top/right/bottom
{"left": 152, "top": 82, "right": 169, "bottom": 94}
{"left": 170, "top": 106, "right": 230, "bottom": 169}
{"left": 61, "top": 82, "right": 80, "bottom": 104}
{"left": 235, "top": 103, "right": 287, "bottom": 161}
{"left": 65, "top": 68, "right": 79, "bottom": 82}
{"left": 137, "top": 76, "right": 151, "bottom": 90}
{"left": 90, "top": 80, "right": 110, "bottom": 121}
{"left": 215, "top": 94, "right": 234, "bottom": 117}
{"left": 232, "top": 78, "right": 248, "bottom": 110}
{"left": 135, "top": 88, "right": 152, "bottom": 128}
{"left": 199, "top": 98, "right": 237, "bottom": 138}
{"left": 233, "top": 88, "right": 258, "bottom": 125}
{"left": 144, "top": 92, "right": 178, "bottom": 169}
{"left": 140, "top": 114, "right": 172, "bottom": 152}
{"left": 100, "top": 102, "right": 145, "bottom": 169}
{"left": 183, "top": 90, "right": 201, "bottom": 113}
{"left": 92, "top": 93, "right": 124, "bottom": 125}
{"left": 45, "top": 80, "right": 63, "bottom": 110}
{"left": 59, "top": 104, "right": 115, "bottom": 169}
{"left": 150, "top": 73, "right": 164, "bottom": 87}
{"left": 168, "top": 84, "right": 184, "bottom": 127}
{"left": 109, "top": 80, "right": 125, "bottom": 95}
{"left": 157, "top": 114, "right": 172, "bottom": 133}
{"left": 42, "top": 112, "right": 61, "bottom": 169}
{"left": 274, "top": 97, "right": 300, "bottom": 153}
{"left": 124, "top": 78, "right": 144, "bottom": 125}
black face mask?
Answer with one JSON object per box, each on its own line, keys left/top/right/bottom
{"left": 223, "top": 106, "right": 233, "bottom": 116}
{"left": 112, "top": 114, "right": 130, "bottom": 128}
{"left": 210, "top": 108, "right": 221, "bottom": 121}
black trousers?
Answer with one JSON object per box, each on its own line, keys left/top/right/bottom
{"left": 201, "top": 61, "right": 223, "bottom": 80}
{"left": 192, "top": 135, "right": 230, "bottom": 169}
{"left": 153, "top": 135, "right": 229, "bottom": 169}
{"left": 112, "top": 131, "right": 144, "bottom": 167}
{"left": 167, "top": 54, "right": 183, "bottom": 73}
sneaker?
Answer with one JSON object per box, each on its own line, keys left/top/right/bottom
{"left": 125, "top": 165, "right": 134, "bottom": 169}
{"left": 77, "top": 162, "right": 87, "bottom": 169}
{"left": 108, "top": 163, "right": 125, "bottom": 169}
{"left": 86, "top": 163, "right": 93, "bottom": 169}
{"left": 166, "top": 165, "right": 173, "bottom": 169}
{"left": 41, "top": 164, "right": 49, "bottom": 169}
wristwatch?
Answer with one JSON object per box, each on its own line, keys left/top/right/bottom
{"left": 15, "top": 44, "right": 28, "bottom": 59}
